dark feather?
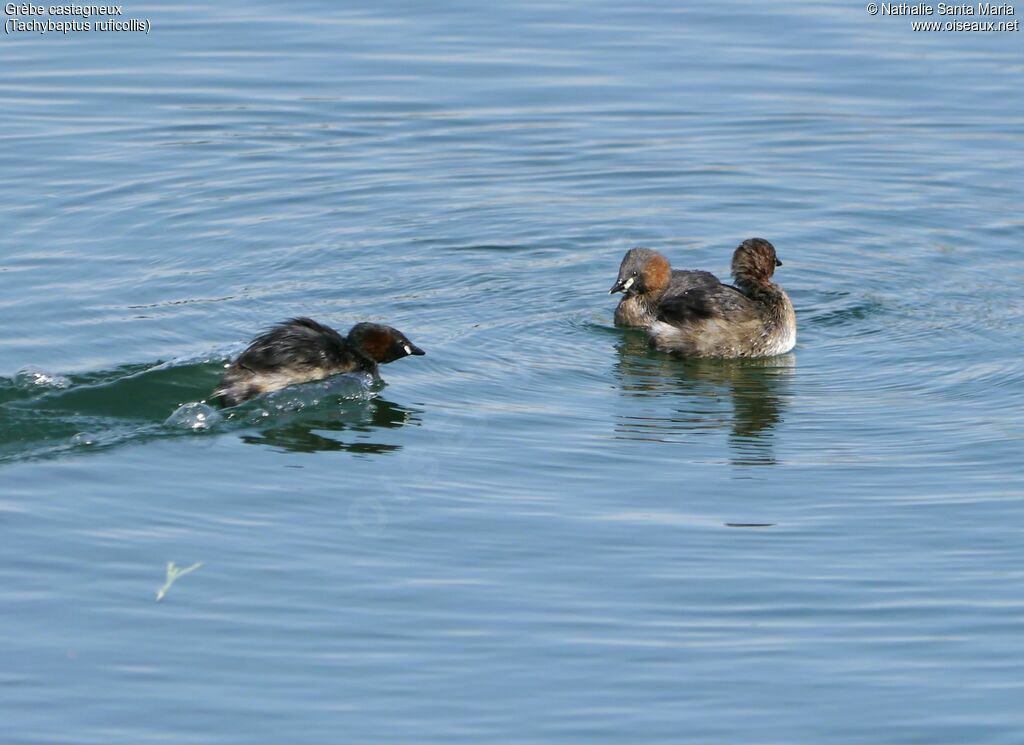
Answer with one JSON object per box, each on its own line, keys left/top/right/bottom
{"left": 235, "top": 317, "right": 351, "bottom": 372}
{"left": 658, "top": 283, "right": 753, "bottom": 324}
{"left": 668, "top": 269, "right": 721, "bottom": 293}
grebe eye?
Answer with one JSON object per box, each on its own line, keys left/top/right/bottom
{"left": 631, "top": 270, "right": 638, "bottom": 277}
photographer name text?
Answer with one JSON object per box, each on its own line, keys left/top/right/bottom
{"left": 866, "top": 2, "right": 1019, "bottom": 29}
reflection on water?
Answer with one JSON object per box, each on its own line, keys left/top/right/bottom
{"left": 612, "top": 332, "right": 794, "bottom": 466}
{"left": 239, "top": 397, "right": 421, "bottom": 455}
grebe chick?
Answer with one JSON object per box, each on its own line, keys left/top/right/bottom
{"left": 646, "top": 238, "right": 796, "bottom": 358}
{"left": 609, "top": 247, "right": 720, "bottom": 327}
{"left": 213, "top": 317, "right": 424, "bottom": 407}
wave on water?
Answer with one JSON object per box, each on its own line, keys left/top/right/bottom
{"left": 0, "top": 354, "right": 406, "bottom": 463}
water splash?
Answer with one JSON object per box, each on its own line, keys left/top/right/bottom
{"left": 165, "top": 402, "right": 224, "bottom": 431}
{"left": 13, "top": 367, "right": 71, "bottom": 390}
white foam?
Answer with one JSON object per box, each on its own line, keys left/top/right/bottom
{"left": 14, "top": 367, "right": 71, "bottom": 390}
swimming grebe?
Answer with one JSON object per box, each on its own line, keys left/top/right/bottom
{"left": 213, "top": 317, "right": 424, "bottom": 407}
{"left": 611, "top": 239, "right": 796, "bottom": 358}
{"left": 609, "top": 247, "right": 721, "bottom": 327}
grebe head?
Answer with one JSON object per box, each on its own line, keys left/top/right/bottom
{"left": 609, "top": 248, "right": 671, "bottom": 297}
{"left": 731, "top": 238, "right": 782, "bottom": 287}
{"left": 347, "top": 323, "right": 425, "bottom": 364}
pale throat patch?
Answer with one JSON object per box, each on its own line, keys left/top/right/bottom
{"left": 403, "top": 344, "right": 412, "bottom": 354}
{"left": 622, "top": 277, "right": 635, "bottom": 290}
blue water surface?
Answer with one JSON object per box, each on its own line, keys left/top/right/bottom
{"left": 1, "top": 1, "right": 1023, "bottom": 743}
